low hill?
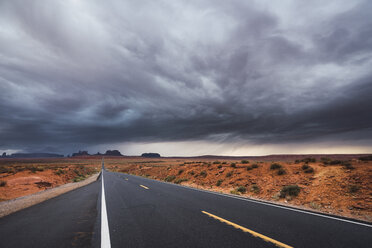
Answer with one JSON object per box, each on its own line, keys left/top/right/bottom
{"left": 104, "top": 150, "right": 123, "bottom": 156}
{"left": 141, "top": 153, "right": 161, "bottom": 158}
{"left": 4, "top": 153, "right": 64, "bottom": 158}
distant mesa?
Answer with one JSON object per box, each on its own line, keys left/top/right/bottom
{"left": 70, "top": 150, "right": 123, "bottom": 157}
{"left": 141, "top": 153, "right": 161, "bottom": 158}
{"left": 72, "top": 150, "right": 90, "bottom": 157}
{"left": 104, "top": 150, "right": 123, "bottom": 156}
{"left": 1, "top": 152, "right": 64, "bottom": 158}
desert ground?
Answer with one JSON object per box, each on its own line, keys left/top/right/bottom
{"left": 0, "top": 158, "right": 99, "bottom": 201}
{"left": 1, "top": 155, "right": 371, "bottom": 222}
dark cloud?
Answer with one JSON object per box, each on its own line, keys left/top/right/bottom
{"left": 0, "top": 0, "right": 371, "bottom": 154}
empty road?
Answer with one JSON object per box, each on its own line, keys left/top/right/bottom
{"left": 0, "top": 161, "right": 371, "bottom": 247}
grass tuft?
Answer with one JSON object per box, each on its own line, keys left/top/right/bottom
{"left": 302, "top": 164, "right": 314, "bottom": 173}
{"left": 30, "top": 166, "right": 44, "bottom": 173}
{"left": 174, "top": 178, "right": 188, "bottom": 184}
{"left": 277, "top": 168, "right": 286, "bottom": 175}
{"left": 236, "top": 186, "right": 247, "bottom": 193}
{"left": 0, "top": 167, "right": 12, "bottom": 174}
{"left": 164, "top": 175, "right": 176, "bottom": 182}
{"left": 342, "top": 161, "right": 355, "bottom": 170}
{"left": 359, "top": 155, "right": 372, "bottom": 161}
{"left": 251, "top": 164, "right": 259, "bottom": 168}
{"left": 55, "top": 169, "right": 65, "bottom": 176}
{"left": 349, "top": 184, "right": 360, "bottom": 193}
{"left": 270, "top": 163, "right": 282, "bottom": 170}
{"left": 72, "top": 176, "right": 85, "bottom": 182}
{"left": 250, "top": 184, "right": 260, "bottom": 193}
{"left": 200, "top": 170, "right": 207, "bottom": 177}
{"left": 280, "top": 185, "right": 300, "bottom": 198}
{"left": 230, "top": 190, "right": 239, "bottom": 195}
{"left": 301, "top": 164, "right": 309, "bottom": 170}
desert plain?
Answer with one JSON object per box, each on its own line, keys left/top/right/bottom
{"left": 0, "top": 155, "right": 371, "bottom": 222}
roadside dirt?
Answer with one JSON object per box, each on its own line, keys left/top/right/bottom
{"left": 0, "top": 159, "right": 99, "bottom": 201}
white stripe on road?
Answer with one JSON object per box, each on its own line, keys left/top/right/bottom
{"left": 101, "top": 173, "right": 111, "bottom": 248}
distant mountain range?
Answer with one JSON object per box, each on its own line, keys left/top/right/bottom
{"left": 1, "top": 153, "right": 64, "bottom": 158}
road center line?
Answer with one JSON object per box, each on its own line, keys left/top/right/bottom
{"left": 202, "top": 211, "right": 293, "bottom": 248}
{"left": 140, "top": 185, "right": 149, "bottom": 189}
{"left": 101, "top": 173, "right": 111, "bottom": 248}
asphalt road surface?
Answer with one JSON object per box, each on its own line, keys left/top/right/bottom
{"left": 0, "top": 162, "right": 371, "bottom": 248}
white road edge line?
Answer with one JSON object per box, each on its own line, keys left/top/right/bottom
{"left": 101, "top": 172, "right": 111, "bottom": 248}
{"left": 124, "top": 173, "right": 372, "bottom": 228}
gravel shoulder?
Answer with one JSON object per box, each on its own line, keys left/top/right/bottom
{"left": 0, "top": 172, "right": 100, "bottom": 218}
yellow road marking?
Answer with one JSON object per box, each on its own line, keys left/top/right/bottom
{"left": 202, "top": 211, "right": 293, "bottom": 248}
{"left": 125, "top": 178, "right": 128, "bottom": 180}
{"left": 140, "top": 185, "right": 149, "bottom": 189}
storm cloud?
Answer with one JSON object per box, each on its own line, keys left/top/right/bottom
{"left": 0, "top": 0, "right": 371, "bottom": 155}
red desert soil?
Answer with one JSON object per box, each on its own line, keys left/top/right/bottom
{"left": 0, "top": 159, "right": 99, "bottom": 201}
{"left": 106, "top": 157, "right": 372, "bottom": 222}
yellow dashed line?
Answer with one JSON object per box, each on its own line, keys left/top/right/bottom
{"left": 202, "top": 211, "right": 293, "bottom": 248}
{"left": 140, "top": 185, "right": 149, "bottom": 189}
{"left": 125, "top": 178, "right": 128, "bottom": 180}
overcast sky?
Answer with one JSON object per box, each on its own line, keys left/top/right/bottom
{"left": 0, "top": 0, "right": 371, "bottom": 156}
